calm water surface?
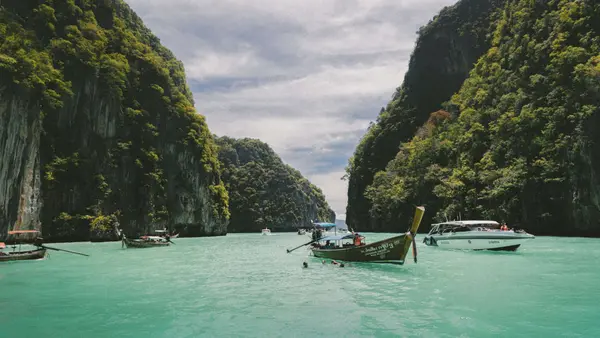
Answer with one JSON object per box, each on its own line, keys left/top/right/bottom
{"left": 1, "top": 233, "right": 598, "bottom": 337}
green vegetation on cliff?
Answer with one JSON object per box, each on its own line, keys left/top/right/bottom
{"left": 354, "top": 0, "right": 600, "bottom": 236}
{"left": 345, "top": 0, "right": 506, "bottom": 231}
{"left": 0, "top": 0, "right": 229, "bottom": 240}
{"left": 216, "top": 137, "right": 335, "bottom": 232}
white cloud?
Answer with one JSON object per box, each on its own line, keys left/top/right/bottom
{"left": 307, "top": 171, "right": 349, "bottom": 217}
{"left": 185, "top": 49, "right": 261, "bottom": 80}
{"left": 125, "top": 0, "right": 458, "bottom": 216}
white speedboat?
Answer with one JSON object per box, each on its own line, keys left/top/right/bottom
{"left": 261, "top": 228, "right": 271, "bottom": 236}
{"left": 423, "top": 220, "right": 534, "bottom": 251}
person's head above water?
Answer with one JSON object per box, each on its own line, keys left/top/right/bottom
{"left": 302, "top": 262, "right": 308, "bottom": 268}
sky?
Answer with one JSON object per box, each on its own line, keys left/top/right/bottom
{"left": 125, "top": 0, "right": 458, "bottom": 220}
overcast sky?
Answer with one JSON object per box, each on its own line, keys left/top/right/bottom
{"left": 125, "top": 0, "right": 457, "bottom": 220}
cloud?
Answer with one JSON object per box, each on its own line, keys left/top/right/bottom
{"left": 125, "top": 0, "right": 458, "bottom": 217}
{"left": 307, "top": 170, "right": 349, "bottom": 219}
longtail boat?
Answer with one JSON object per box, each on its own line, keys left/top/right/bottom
{"left": 0, "top": 230, "right": 47, "bottom": 262}
{"left": 155, "top": 229, "right": 179, "bottom": 238}
{"left": 121, "top": 234, "right": 171, "bottom": 248}
{"left": 308, "top": 206, "right": 425, "bottom": 265}
{"left": 0, "top": 246, "right": 47, "bottom": 262}
{"left": 1, "top": 230, "right": 88, "bottom": 262}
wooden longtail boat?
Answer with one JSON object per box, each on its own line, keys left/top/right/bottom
{"left": 155, "top": 229, "right": 179, "bottom": 238}
{"left": 1, "top": 230, "right": 47, "bottom": 262}
{"left": 1, "top": 230, "right": 88, "bottom": 262}
{"left": 310, "top": 206, "right": 425, "bottom": 265}
{"left": 0, "top": 247, "right": 47, "bottom": 262}
{"left": 121, "top": 234, "right": 170, "bottom": 248}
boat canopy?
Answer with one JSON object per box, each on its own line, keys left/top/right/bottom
{"left": 313, "top": 222, "right": 336, "bottom": 229}
{"left": 432, "top": 220, "right": 499, "bottom": 227}
{"left": 429, "top": 220, "right": 500, "bottom": 234}
{"left": 140, "top": 236, "right": 166, "bottom": 240}
{"left": 8, "top": 230, "right": 40, "bottom": 234}
{"left": 318, "top": 233, "right": 362, "bottom": 241}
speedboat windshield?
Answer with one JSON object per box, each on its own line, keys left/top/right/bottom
{"left": 429, "top": 220, "right": 500, "bottom": 234}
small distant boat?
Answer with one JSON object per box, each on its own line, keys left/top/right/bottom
{"left": 423, "top": 220, "right": 535, "bottom": 251}
{"left": 312, "top": 222, "right": 337, "bottom": 237}
{"left": 297, "top": 229, "right": 306, "bottom": 235}
{"left": 309, "top": 206, "right": 425, "bottom": 265}
{"left": 154, "top": 229, "right": 178, "bottom": 239}
{"left": 261, "top": 228, "right": 271, "bottom": 236}
{"left": 121, "top": 234, "right": 171, "bottom": 248}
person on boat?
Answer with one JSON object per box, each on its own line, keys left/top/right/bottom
{"left": 312, "top": 229, "right": 319, "bottom": 241}
{"left": 354, "top": 234, "right": 362, "bottom": 246}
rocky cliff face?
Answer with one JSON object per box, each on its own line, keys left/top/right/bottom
{"left": 0, "top": 0, "right": 229, "bottom": 241}
{"left": 350, "top": 0, "right": 600, "bottom": 236}
{"left": 0, "top": 94, "right": 43, "bottom": 238}
{"left": 345, "top": 0, "right": 507, "bottom": 231}
{"left": 216, "top": 136, "right": 335, "bottom": 232}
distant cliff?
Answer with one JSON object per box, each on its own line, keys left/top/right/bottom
{"left": 349, "top": 0, "right": 600, "bottom": 236}
{"left": 0, "top": 0, "right": 229, "bottom": 241}
{"left": 345, "top": 0, "right": 507, "bottom": 231}
{"left": 216, "top": 136, "right": 335, "bottom": 232}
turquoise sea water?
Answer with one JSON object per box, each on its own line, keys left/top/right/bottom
{"left": 1, "top": 233, "right": 598, "bottom": 337}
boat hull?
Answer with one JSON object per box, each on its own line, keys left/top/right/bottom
{"left": 0, "top": 248, "right": 47, "bottom": 262}
{"left": 423, "top": 232, "right": 534, "bottom": 251}
{"left": 311, "top": 235, "right": 412, "bottom": 265}
{"left": 122, "top": 238, "right": 169, "bottom": 248}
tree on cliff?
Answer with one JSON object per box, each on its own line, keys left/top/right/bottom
{"left": 216, "top": 136, "right": 335, "bottom": 232}
{"left": 0, "top": 0, "right": 229, "bottom": 240}
{"left": 356, "top": 0, "right": 600, "bottom": 236}
{"left": 344, "top": 0, "right": 507, "bottom": 232}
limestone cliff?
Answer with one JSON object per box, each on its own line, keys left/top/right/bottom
{"left": 216, "top": 136, "right": 335, "bottom": 232}
{"left": 350, "top": 0, "right": 600, "bottom": 236}
{"left": 0, "top": 0, "right": 229, "bottom": 241}
{"left": 345, "top": 0, "right": 507, "bottom": 231}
